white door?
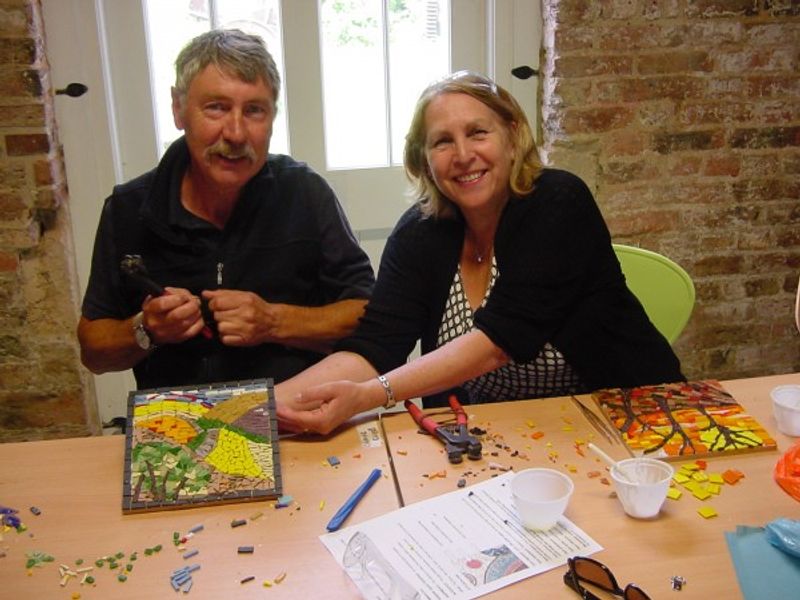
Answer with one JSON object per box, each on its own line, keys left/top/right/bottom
{"left": 42, "top": 0, "right": 541, "bottom": 423}
{"left": 42, "top": 0, "right": 143, "bottom": 422}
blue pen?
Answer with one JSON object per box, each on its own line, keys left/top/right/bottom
{"left": 326, "top": 467, "right": 382, "bottom": 532}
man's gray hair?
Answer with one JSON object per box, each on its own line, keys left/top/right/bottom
{"left": 174, "top": 29, "right": 281, "bottom": 105}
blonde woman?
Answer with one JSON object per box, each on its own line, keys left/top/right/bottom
{"left": 276, "top": 71, "right": 683, "bottom": 434}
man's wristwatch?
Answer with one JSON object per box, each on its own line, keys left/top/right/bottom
{"left": 132, "top": 312, "right": 155, "bottom": 351}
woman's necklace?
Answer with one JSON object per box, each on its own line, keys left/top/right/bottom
{"left": 465, "top": 226, "right": 495, "bottom": 265}
{"left": 474, "top": 243, "right": 493, "bottom": 264}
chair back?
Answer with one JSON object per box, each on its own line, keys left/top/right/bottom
{"left": 613, "top": 244, "right": 695, "bottom": 344}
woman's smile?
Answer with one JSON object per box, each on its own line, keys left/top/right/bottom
{"left": 424, "top": 92, "right": 513, "bottom": 215}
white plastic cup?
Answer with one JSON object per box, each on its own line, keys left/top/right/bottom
{"left": 610, "top": 458, "right": 673, "bottom": 519}
{"left": 771, "top": 385, "right": 800, "bottom": 437}
{"left": 510, "top": 468, "right": 574, "bottom": 531}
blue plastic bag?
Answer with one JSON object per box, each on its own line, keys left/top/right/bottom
{"left": 765, "top": 518, "right": 800, "bottom": 559}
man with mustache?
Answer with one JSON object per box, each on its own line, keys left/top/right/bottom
{"left": 77, "top": 30, "right": 374, "bottom": 390}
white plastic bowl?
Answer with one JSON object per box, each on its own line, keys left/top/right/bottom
{"left": 511, "top": 468, "right": 574, "bottom": 530}
{"left": 771, "top": 385, "right": 800, "bottom": 437}
{"left": 610, "top": 458, "right": 673, "bottom": 519}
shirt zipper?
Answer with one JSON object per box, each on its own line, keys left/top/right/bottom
{"left": 217, "top": 262, "right": 223, "bottom": 286}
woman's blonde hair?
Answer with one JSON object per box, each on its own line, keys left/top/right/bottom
{"left": 403, "top": 71, "right": 542, "bottom": 219}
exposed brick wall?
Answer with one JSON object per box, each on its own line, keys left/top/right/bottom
{"left": 541, "top": 0, "right": 800, "bottom": 380}
{"left": 0, "top": 0, "right": 99, "bottom": 441}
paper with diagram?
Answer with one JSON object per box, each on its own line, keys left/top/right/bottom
{"left": 320, "top": 471, "right": 601, "bottom": 600}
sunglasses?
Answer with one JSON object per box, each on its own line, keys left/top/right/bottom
{"left": 563, "top": 556, "right": 651, "bottom": 600}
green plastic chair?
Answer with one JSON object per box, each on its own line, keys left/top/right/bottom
{"left": 613, "top": 244, "right": 695, "bottom": 344}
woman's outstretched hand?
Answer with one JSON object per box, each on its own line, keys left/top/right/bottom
{"left": 276, "top": 380, "right": 377, "bottom": 435}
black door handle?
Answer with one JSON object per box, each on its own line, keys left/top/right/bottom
{"left": 511, "top": 66, "right": 538, "bottom": 80}
{"left": 55, "top": 83, "right": 88, "bottom": 97}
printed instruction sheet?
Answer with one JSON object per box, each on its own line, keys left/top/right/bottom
{"left": 320, "top": 471, "right": 602, "bottom": 599}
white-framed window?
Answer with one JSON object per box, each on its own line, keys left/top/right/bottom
{"left": 318, "top": 0, "right": 450, "bottom": 169}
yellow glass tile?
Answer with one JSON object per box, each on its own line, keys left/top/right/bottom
{"left": 698, "top": 506, "right": 718, "bottom": 519}
{"left": 673, "top": 473, "right": 691, "bottom": 484}
{"left": 692, "top": 488, "right": 712, "bottom": 501}
{"left": 680, "top": 463, "right": 700, "bottom": 471}
{"left": 707, "top": 483, "right": 721, "bottom": 495}
{"left": 667, "top": 488, "right": 682, "bottom": 500}
{"left": 692, "top": 472, "right": 709, "bottom": 482}
{"left": 684, "top": 481, "right": 701, "bottom": 493}
{"left": 708, "top": 473, "right": 725, "bottom": 484}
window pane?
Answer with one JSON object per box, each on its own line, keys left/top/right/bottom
{"left": 143, "top": 0, "right": 208, "bottom": 155}
{"left": 388, "top": 0, "right": 449, "bottom": 164}
{"left": 319, "top": 0, "right": 450, "bottom": 170}
{"left": 319, "top": 0, "right": 388, "bottom": 169}
{"left": 143, "top": 0, "right": 289, "bottom": 157}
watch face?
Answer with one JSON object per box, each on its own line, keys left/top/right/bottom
{"left": 134, "top": 325, "right": 152, "bottom": 350}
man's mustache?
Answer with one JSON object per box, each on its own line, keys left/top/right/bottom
{"left": 205, "top": 140, "right": 257, "bottom": 162}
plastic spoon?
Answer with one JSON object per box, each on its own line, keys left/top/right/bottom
{"left": 588, "top": 442, "right": 635, "bottom": 483}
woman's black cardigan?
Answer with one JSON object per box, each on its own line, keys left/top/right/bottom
{"left": 337, "top": 169, "right": 684, "bottom": 406}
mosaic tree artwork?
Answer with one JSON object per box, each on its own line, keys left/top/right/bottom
{"left": 122, "top": 379, "right": 282, "bottom": 513}
{"left": 592, "top": 380, "right": 777, "bottom": 459}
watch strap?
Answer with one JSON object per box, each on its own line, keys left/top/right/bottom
{"left": 132, "top": 311, "right": 155, "bottom": 351}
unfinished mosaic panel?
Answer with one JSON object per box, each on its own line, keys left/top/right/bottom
{"left": 122, "top": 379, "right": 281, "bottom": 513}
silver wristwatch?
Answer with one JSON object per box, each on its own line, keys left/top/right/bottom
{"left": 132, "top": 311, "right": 155, "bottom": 351}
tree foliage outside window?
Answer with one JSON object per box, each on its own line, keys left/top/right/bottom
{"left": 320, "top": 0, "right": 449, "bottom": 168}
{"left": 323, "top": 0, "right": 415, "bottom": 46}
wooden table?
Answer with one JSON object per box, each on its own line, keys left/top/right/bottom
{"left": 381, "top": 373, "right": 800, "bottom": 599}
{"left": 1, "top": 374, "right": 797, "bottom": 599}
{"left": 0, "top": 416, "right": 398, "bottom": 599}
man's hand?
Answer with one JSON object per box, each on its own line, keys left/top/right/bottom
{"left": 202, "top": 289, "right": 282, "bottom": 346}
{"left": 143, "top": 287, "right": 207, "bottom": 344}
{"left": 77, "top": 286, "right": 207, "bottom": 374}
{"left": 202, "top": 290, "right": 367, "bottom": 352}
